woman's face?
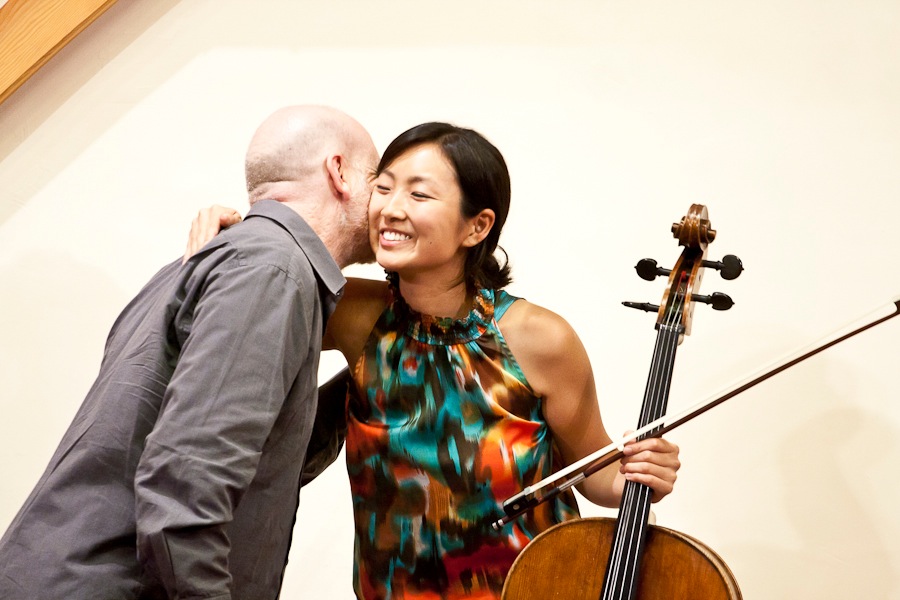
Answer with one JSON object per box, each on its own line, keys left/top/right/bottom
{"left": 369, "top": 143, "right": 480, "bottom": 283}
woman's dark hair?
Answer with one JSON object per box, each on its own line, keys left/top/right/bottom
{"left": 377, "top": 122, "right": 512, "bottom": 290}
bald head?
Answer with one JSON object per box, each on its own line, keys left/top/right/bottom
{"left": 245, "top": 105, "right": 376, "bottom": 202}
{"left": 242, "top": 105, "right": 378, "bottom": 268}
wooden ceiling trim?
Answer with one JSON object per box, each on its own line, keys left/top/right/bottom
{"left": 0, "top": 0, "right": 120, "bottom": 105}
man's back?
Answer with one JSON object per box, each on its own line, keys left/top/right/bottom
{"left": 0, "top": 201, "right": 344, "bottom": 599}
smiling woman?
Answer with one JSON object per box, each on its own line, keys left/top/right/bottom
{"left": 369, "top": 142, "right": 497, "bottom": 294}
{"left": 0, "top": 0, "right": 120, "bottom": 104}
{"left": 177, "top": 120, "right": 682, "bottom": 599}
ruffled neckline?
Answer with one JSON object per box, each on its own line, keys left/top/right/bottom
{"left": 389, "top": 278, "right": 495, "bottom": 345}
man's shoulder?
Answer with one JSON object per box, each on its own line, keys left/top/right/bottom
{"left": 240, "top": 202, "right": 337, "bottom": 270}
{"left": 218, "top": 221, "right": 317, "bottom": 283}
{"left": 184, "top": 201, "right": 343, "bottom": 299}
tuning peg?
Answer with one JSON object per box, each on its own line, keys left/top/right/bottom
{"left": 692, "top": 292, "right": 734, "bottom": 311}
{"left": 634, "top": 259, "right": 671, "bottom": 281}
{"left": 622, "top": 301, "right": 660, "bottom": 313}
{"left": 701, "top": 254, "right": 743, "bottom": 280}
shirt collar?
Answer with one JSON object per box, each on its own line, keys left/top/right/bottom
{"left": 245, "top": 200, "right": 346, "bottom": 314}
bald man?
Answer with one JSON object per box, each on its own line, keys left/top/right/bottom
{"left": 0, "top": 106, "right": 379, "bottom": 600}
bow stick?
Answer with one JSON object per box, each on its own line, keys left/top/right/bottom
{"left": 492, "top": 297, "right": 900, "bottom": 530}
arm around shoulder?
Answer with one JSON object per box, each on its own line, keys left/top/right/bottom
{"left": 323, "top": 277, "right": 391, "bottom": 366}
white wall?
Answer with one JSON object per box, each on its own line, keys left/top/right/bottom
{"left": 1, "top": 1, "right": 898, "bottom": 597}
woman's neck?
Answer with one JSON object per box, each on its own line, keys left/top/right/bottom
{"left": 398, "top": 275, "right": 471, "bottom": 319}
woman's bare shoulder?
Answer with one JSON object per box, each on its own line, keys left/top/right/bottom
{"left": 500, "top": 299, "right": 588, "bottom": 393}
{"left": 344, "top": 277, "right": 391, "bottom": 301}
{"left": 324, "top": 277, "right": 391, "bottom": 362}
{"left": 500, "top": 298, "right": 579, "bottom": 357}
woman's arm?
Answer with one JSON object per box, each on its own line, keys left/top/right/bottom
{"left": 500, "top": 300, "right": 680, "bottom": 508}
{"left": 322, "top": 277, "right": 390, "bottom": 367}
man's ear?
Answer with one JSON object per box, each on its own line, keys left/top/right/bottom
{"left": 462, "top": 209, "right": 496, "bottom": 248}
{"left": 325, "top": 154, "right": 351, "bottom": 202}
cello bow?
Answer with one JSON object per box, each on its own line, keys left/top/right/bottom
{"left": 493, "top": 294, "right": 900, "bottom": 530}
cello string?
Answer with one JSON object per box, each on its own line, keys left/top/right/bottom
{"left": 623, "top": 485, "right": 652, "bottom": 598}
{"left": 640, "top": 289, "right": 677, "bottom": 427}
{"left": 604, "top": 333, "right": 661, "bottom": 597}
{"left": 604, "top": 314, "right": 670, "bottom": 598}
{"left": 648, "top": 299, "right": 680, "bottom": 427}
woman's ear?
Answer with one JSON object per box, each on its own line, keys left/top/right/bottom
{"left": 462, "top": 209, "right": 496, "bottom": 247}
{"left": 325, "top": 154, "right": 351, "bottom": 202}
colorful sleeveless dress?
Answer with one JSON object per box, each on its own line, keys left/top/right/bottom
{"left": 346, "top": 284, "right": 580, "bottom": 600}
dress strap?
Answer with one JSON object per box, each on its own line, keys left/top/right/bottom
{"left": 493, "top": 289, "right": 520, "bottom": 320}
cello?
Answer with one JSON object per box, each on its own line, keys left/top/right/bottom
{"left": 502, "top": 204, "right": 742, "bottom": 599}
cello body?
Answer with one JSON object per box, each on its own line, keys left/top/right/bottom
{"left": 501, "top": 517, "right": 742, "bottom": 600}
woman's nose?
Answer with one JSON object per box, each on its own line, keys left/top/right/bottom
{"left": 379, "top": 193, "right": 406, "bottom": 220}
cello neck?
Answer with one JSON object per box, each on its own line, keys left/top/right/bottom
{"left": 600, "top": 318, "right": 683, "bottom": 600}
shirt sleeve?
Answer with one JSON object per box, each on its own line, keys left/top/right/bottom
{"left": 134, "top": 260, "right": 313, "bottom": 600}
{"left": 300, "top": 367, "right": 349, "bottom": 487}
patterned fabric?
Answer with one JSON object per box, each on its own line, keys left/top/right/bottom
{"left": 346, "top": 282, "right": 580, "bottom": 600}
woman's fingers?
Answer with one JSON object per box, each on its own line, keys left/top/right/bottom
{"left": 182, "top": 206, "right": 242, "bottom": 264}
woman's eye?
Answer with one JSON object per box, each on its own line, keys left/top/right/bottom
{"left": 411, "top": 192, "right": 430, "bottom": 200}
{"left": 375, "top": 184, "right": 391, "bottom": 193}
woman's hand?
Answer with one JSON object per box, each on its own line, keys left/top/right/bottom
{"left": 620, "top": 434, "right": 680, "bottom": 503}
{"left": 182, "top": 205, "right": 243, "bottom": 264}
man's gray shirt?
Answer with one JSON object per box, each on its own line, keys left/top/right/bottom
{"left": 0, "top": 200, "right": 345, "bottom": 599}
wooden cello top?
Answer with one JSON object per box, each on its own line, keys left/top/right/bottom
{"left": 501, "top": 517, "right": 742, "bottom": 600}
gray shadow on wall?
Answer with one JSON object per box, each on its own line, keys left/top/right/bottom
{"left": 778, "top": 404, "right": 895, "bottom": 597}
{"left": 723, "top": 364, "right": 896, "bottom": 598}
